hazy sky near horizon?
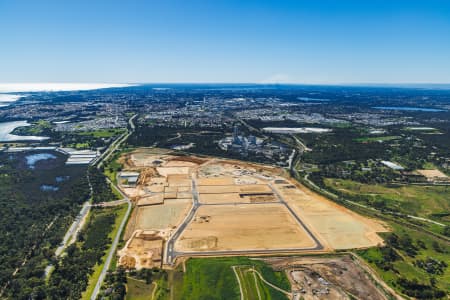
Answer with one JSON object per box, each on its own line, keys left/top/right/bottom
{"left": 1, "top": 0, "right": 450, "bottom": 84}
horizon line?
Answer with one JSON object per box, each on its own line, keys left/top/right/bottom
{"left": 1, "top": 82, "right": 450, "bottom": 93}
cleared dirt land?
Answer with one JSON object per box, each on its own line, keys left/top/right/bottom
{"left": 417, "top": 169, "right": 449, "bottom": 180}
{"left": 175, "top": 203, "right": 317, "bottom": 252}
{"left": 264, "top": 255, "right": 391, "bottom": 300}
{"left": 274, "top": 182, "right": 387, "bottom": 249}
{"left": 136, "top": 199, "right": 192, "bottom": 230}
{"left": 118, "top": 230, "right": 163, "bottom": 269}
{"left": 118, "top": 149, "right": 387, "bottom": 268}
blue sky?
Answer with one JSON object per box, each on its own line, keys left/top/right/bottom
{"left": 1, "top": 0, "right": 450, "bottom": 84}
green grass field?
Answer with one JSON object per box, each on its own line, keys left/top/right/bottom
{"left": 125, "top": 277, "right": 155, "bottom": 300}
{"left": 103, "top": 149, "right": 131, "bottom": 184}
{"left": 422, "top": 162, "right": 438, "bottom": 170}
{"left": 358, "top": 222, "right": 450, "bottom": 297}
{"left": 235, "top": 266, "right": 260, "bottom": 300}
{"left": 82, "top": 204, "right": 129, "bottom": 300}
{"left": 354, "top": 136, "right": 400, "bottom": 143}
{"left": 234, "top": 265, "right": 289, "bottom": 300}
{"left": 110, "top": 182, "right": 123, "bottom": 199}
{"left": 175, "top": 257, "right": 289, "bottom": 300}
{"left": 77, "top": 128, "right": 126, "bottom": 138}
{"left": 324, "top": 178, "right": 450, "bottom": 224}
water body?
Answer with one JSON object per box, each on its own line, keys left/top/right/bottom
{"left": 0, "top": 82, "right": 134, "bottom": 93}
{"left": 297, "top": 97, "right": 329, "bottom": 102}
{"left": 25, "top": 153, "right": 57, "bottom": 169}
{"left": 0, "top": 94, "right": 23, "bottom": 107}
{"left": 40, "top": 185, "right": 59, "bottom": 192}
{"left": 373, "top": 106, "right": 445, "bottom": 112}
{"left": 56, "top": 175, "right": 70, "bottom": 183}
{"left": 0, "top": 120, "right": 49, "bottom": 141}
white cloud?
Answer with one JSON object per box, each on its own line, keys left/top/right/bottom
{"left": 260, "top": 74, "right": 293, "bottom": 84}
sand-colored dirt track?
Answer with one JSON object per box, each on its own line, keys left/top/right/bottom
{"left": 175, "top": 203, "right": 317, "bottom": 252}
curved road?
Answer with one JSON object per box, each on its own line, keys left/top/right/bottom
{"left": 165, "top": 177, "right": 200, "bottom": 264}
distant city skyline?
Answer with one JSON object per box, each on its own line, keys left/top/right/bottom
{"left": 1, "top": 0, "right": 450, "bottom": 84}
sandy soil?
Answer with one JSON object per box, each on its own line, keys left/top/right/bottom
{"left": 198, "top": 193, "right": 244, "bottom": 204}
{"left": 164, "top": 160, "right": 198, "bottom": 167}
{"left": 274, "top": 181, "right": 387, "bottom": 249}
{"left": 175, "top": 203, "right": 317, "bottom": 252}
{"left": 164, "top": 186, "right": 178, "bottom": 193}
{"left": 136, "top": 199, "right": 192, "bottom": 230}
{"left": 122, "top": 187, "right": 149, "bottom": 199}
{"left": 197, "top": 184, "right": 272, "bottom": 194}
{"left": 197, "top": 176, "right": 235, "bottom": 185}
{"left": 198, "top": 192, "right": 277, "bottom": 204}
{"left": 156, "top": 166, "right": 190, "bottom": 176}
{"left": 119, "top": 150, "right": 387, "bottom": 266}
{"left": 137, "top": 194, "right": 164, "bottom": 206}
{"left": 129, "top": 153, "right": 168, "bottom": 168}
{"left": 177, "top": 192, "right": 193, "bottom": 199}
{"left": 167, "top": 174, "right": 191, "bottom": 187}
{"left": 417, "top": 169, "right": 449, "bottom": 179}
{"left": 118, "top": 230, "right": 163, "bottom": 269}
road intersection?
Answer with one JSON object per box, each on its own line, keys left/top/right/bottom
{"left": 164, "top": 176, "right": 324, "bottom": 266}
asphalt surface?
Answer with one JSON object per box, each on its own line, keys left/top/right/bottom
{"left": 54, "top": 201, "right": 91, "bottom": 256}
{"left": 165, "top": 177, "right": 200, "bottom": 264}
{"left": 94, "top": 114, "right": 136, "bottom": 168}
{"left": 268, "top": 183, "right": 323, "bottom": 250}
{"left": 91, "top": 192, "right": 131, "bottom": 300}
{"left": 90, "top": 115, "right": 136, "bottom": 300}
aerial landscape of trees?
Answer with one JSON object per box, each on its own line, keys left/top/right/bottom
{"left": 47, "top": 206, "right": 119, "bottom": 299}
{"left": 0, "top": 152, "right": 89, "bottom": 299}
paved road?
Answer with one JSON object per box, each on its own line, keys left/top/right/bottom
{"left": 165, "top": 177, "right": 200, "bottom": 264}
{"left": 95, "top": 114, "right": 137, "bottom": 168}
{"left": 54, "top": 201, "right": 91, "bottom": 256}
{"left": 93, "top": 198, "right": 128, "bottom": 207}
{"left": 291, "top": 134, "right": 311, "bottom": 152}
{"left": 90, "top": 115, "right": 136, "bottom": 300}
{"left": 165, "top": 177, "right": 323, "bottom": 265}
{"left": 91, "top": 193, "right": 131, "bottom": 300}
{"left": 268, "top": 183, "right": 323, "bottom": 250}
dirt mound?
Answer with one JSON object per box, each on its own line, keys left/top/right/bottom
{"left": 181, "top": 236, "right": 218, "bottom": 250}
{"left": 120, "top": 256, "right": 136, "bottom": 269}
{"left": 168, "top": 155, "right": 206, "bottom": 165}
{"left": 267, "top": 256, "right": 389, "bottom": 300}
{"left": 249, "top": 195, "right": 277, "bottom": 203}
{"left": 137, "top": 167, "right": 158, "bottom": 185}
{"left": 118, "top": 230, "right": 164, "bottom": 269}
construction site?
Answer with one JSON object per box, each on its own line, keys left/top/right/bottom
{"left": 116, "top": 148, "right": 388, "bottom": 269}
{"left": 262, "top": 255, "right": 394, "bottom": 300}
